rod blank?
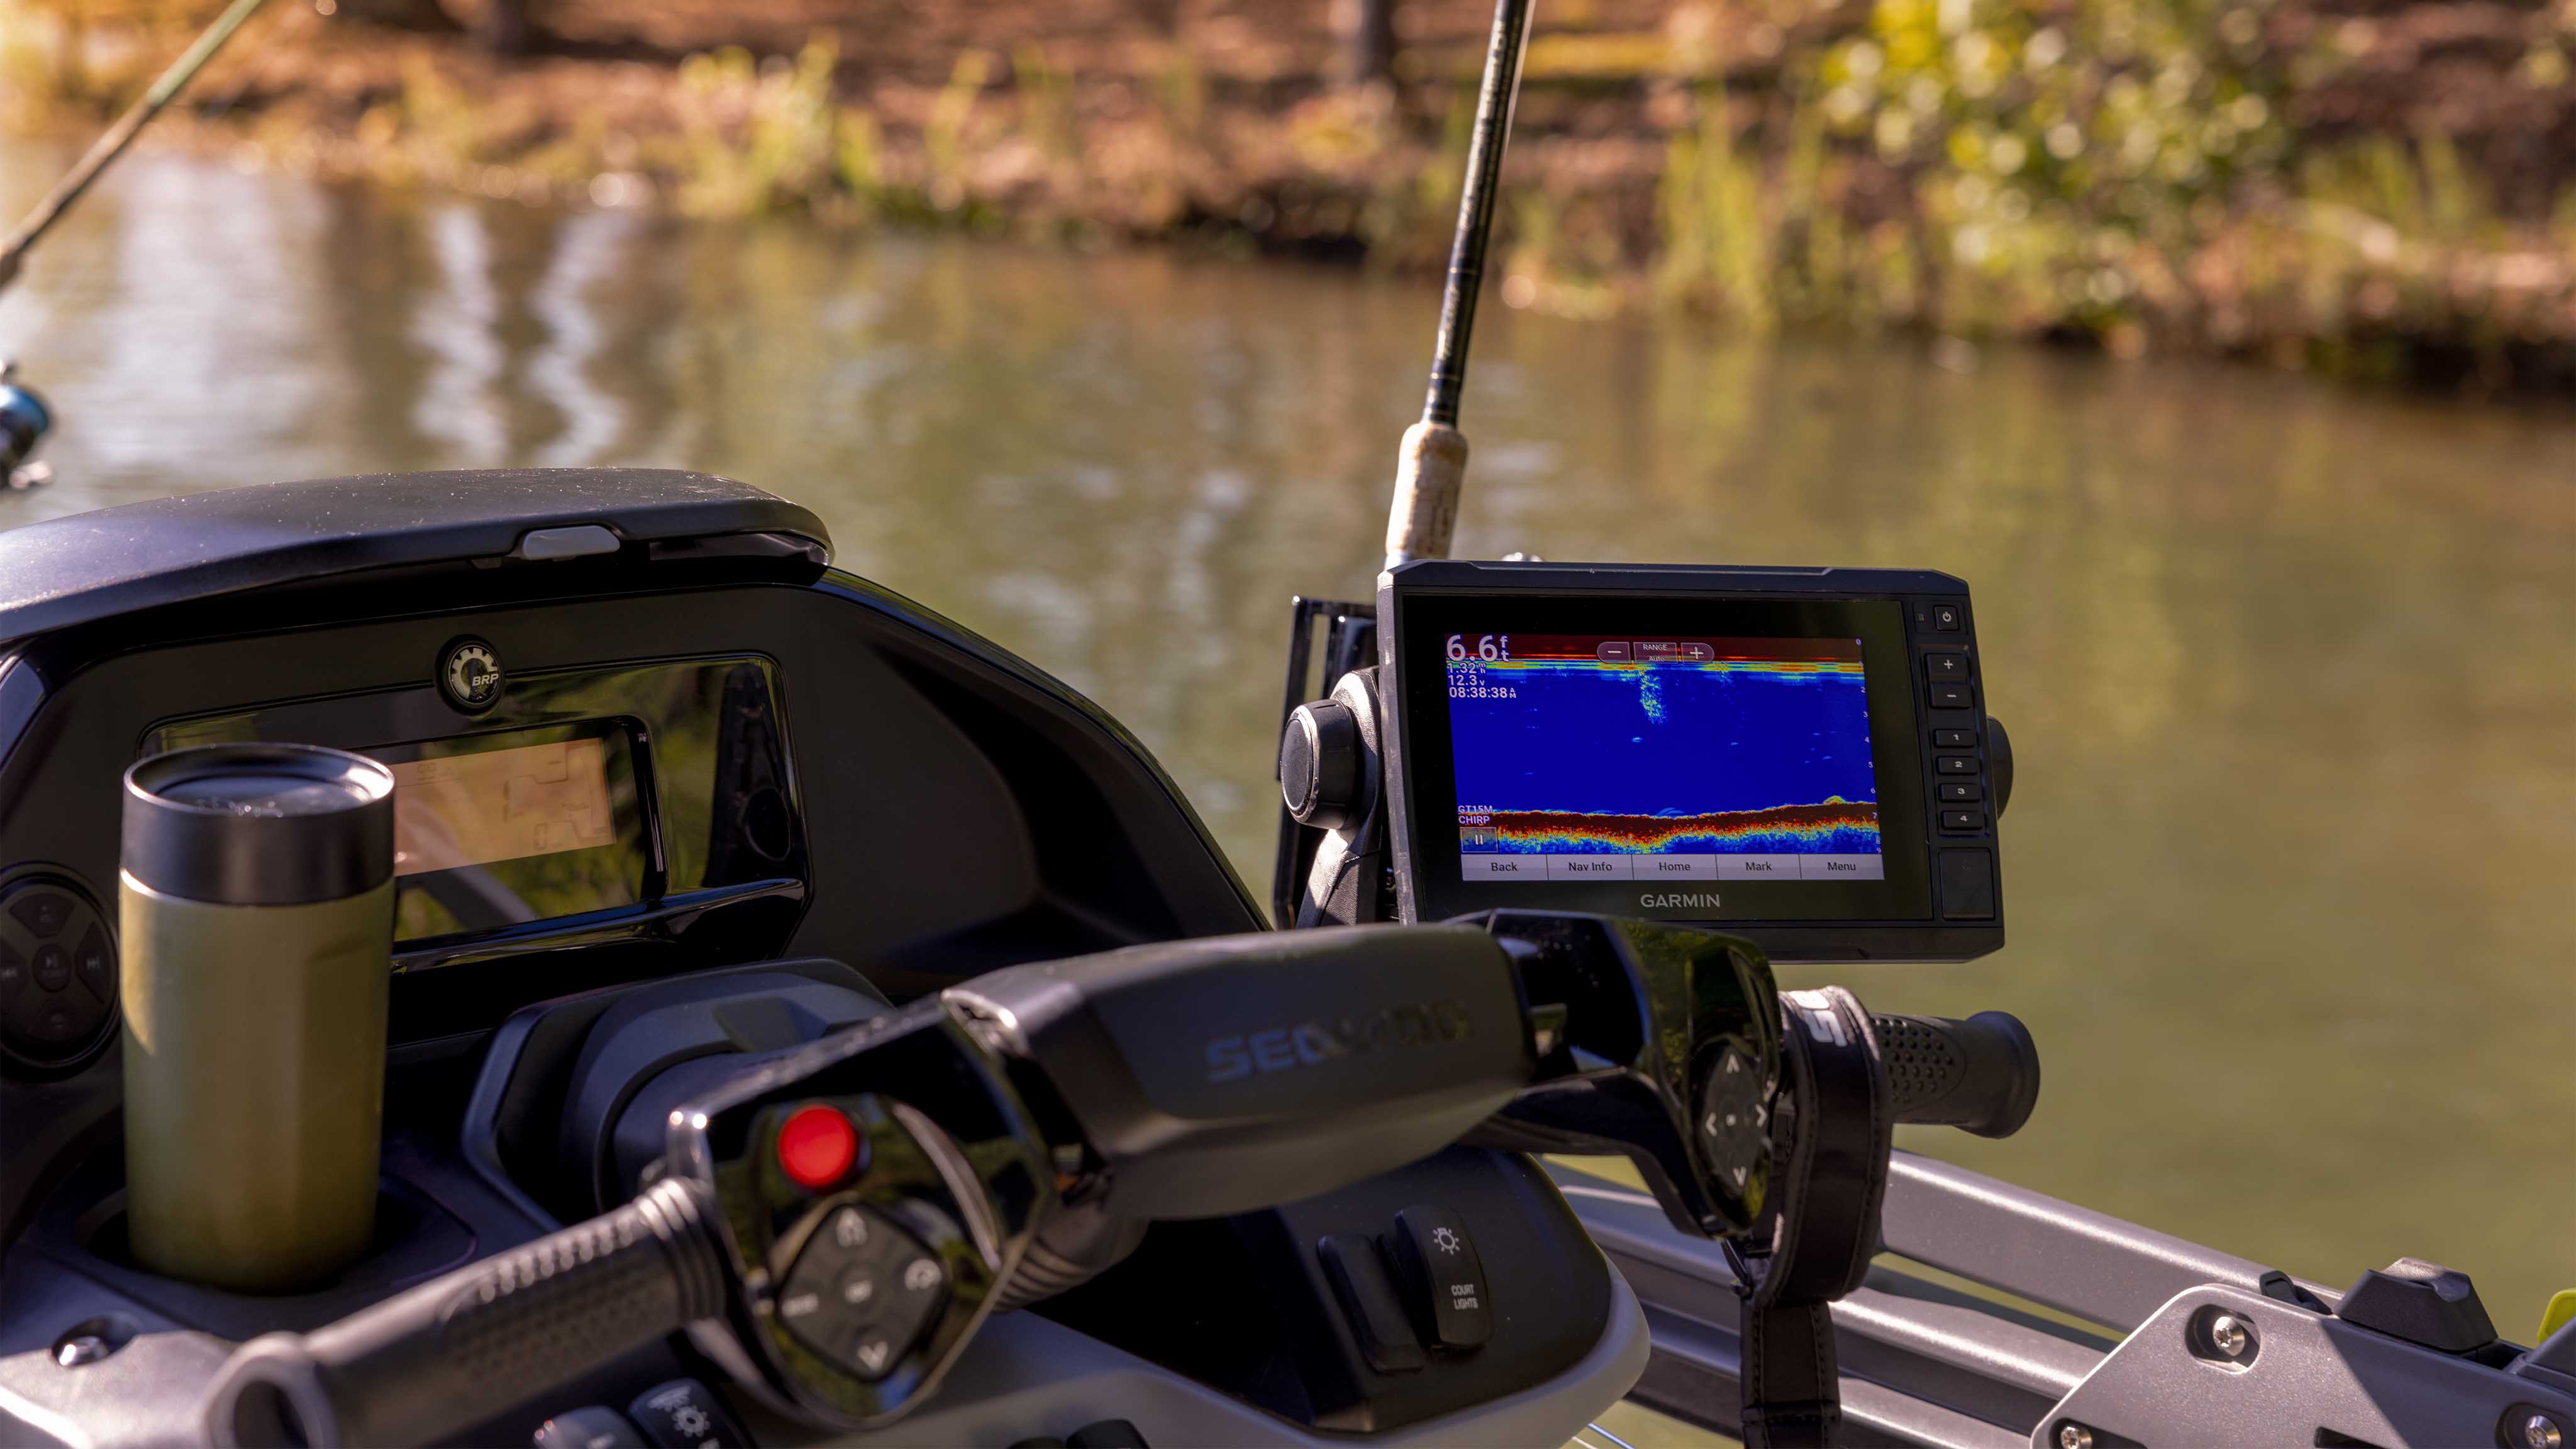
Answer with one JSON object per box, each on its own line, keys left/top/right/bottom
{"left": 1384, "top": 0, "right": 1536, "bottom": 572}
{"left": 1422, "top": 0, "right": 1536, "bottom": 430}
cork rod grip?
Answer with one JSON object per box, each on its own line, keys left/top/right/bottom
{"left": 1384, "top": 420, "right": 1470, "bottom": 570}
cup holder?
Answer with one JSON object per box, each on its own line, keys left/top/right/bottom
{"left": 38, "top": 1148, "right": 479, "bottom": 1338}
{"left": 74, "top": 1181, "right": 462, "bottom": 1297}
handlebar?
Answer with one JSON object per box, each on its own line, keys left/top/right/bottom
{"left": 204, "top": 1177, "right": 729, "bottom": 1449}
{"left": 1873, "top": 1009, "right": 2042, "bottom": 1138}
{"left": 194, "top": 920, "right": 2044, "bottom": 1446}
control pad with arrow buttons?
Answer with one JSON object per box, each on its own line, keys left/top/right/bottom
{"left": 1386, "top": 1204, "right": 1494, "bottom": 1350}
{"left": 775, "top": 1204, "right": 950, "bottom": 1380}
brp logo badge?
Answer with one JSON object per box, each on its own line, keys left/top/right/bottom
{"left": 439, "top": 637, "right": 503, "bottom": 712}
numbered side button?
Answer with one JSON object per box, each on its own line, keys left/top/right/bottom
{"left": 1938, "top": 780, "right": 1983, "bottom": 804}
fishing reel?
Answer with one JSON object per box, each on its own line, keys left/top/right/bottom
{"left": 1, "top": 359, "right": 54, "bottom": 491}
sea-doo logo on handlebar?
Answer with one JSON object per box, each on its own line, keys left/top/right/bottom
{"left": 1206, "top": 1001, "right": 1472, "bottom": 1082}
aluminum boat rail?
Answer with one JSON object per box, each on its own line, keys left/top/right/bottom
{"left": 1560, "top": 1153, "right": 2573, "bottom": 1449}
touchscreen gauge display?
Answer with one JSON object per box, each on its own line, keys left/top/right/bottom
{"left": 391, "top": 736, "right": 619, "bottom": 877}
{"left": 1447, "top": 633, "right": 1883, "bottom": 884}
{"left": 367, "top": 723, "right": 647, "bottom": 943}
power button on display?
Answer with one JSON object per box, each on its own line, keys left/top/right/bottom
{"left": 1939, "top": 849, "right": 1997, "bottom": 920}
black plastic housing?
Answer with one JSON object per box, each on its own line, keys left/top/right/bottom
{"left": 947, "top": 926, "right": 1536, "bottom": 1221}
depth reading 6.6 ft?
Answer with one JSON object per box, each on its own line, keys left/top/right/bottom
{"left": 1447, "top": 635, "right": 1521, "bottom": 700}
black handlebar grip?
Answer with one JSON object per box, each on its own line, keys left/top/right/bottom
{"left": 1872, "top": 1011, "right": 2041, "bottom": 1138}
{"left": 204, "top": 1176, "right": 731, "bottom": 1449}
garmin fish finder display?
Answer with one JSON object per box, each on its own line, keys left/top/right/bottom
{"left": 1448, "top": 633, "right": 1883, "bottom": 882}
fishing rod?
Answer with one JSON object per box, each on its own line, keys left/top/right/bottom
{"left": 1382, "top": 0, "right": 1536, "bottom": 574}
{"left": 0, "top": 0, "right": 275, "bottom": 488}
{"left": 0, "top": 0, "right": 275, "bottom": 295}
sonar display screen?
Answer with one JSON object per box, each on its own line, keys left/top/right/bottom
{"left": 1448, "top": 633, "right": 1884, "bottom": 884}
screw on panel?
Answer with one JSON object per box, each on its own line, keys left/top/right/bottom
{"left": 2209, "top": 1313, "right": 2251, "bottom": 1358}
{"left": 49, "top": 1316, "right": 136, "bottom": 1367}
{"left": 2523, "top": 1412, "right": 2565, "bottom": 1449}
{"left": 2056, "top": 1423, "right": 2094, "bottom": 1449}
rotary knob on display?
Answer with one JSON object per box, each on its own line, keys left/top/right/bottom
{"left": 1279, "top": 699, "right": 1363, "bottom": 831}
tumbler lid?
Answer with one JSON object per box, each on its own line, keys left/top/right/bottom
{"left": 123, "top": 744, "right": 396, "bottom": 904}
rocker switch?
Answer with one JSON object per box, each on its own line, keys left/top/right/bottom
{"left": 1389, "top": 1204, "right": 1494, "bottom": 1350}
{"left": 1318, "top": 1233, "right": 1426, "bottom": 1374}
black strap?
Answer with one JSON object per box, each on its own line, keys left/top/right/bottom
{"left": 1741, "top": 1301, "right": 1838, "bottom": 1448}
{"left": 1734, "top": 988, "right": 1894, "bottom": 1448}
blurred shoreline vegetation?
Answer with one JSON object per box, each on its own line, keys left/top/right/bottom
{"left": 3, "top": 0, "right": 2571, "bottom": 389}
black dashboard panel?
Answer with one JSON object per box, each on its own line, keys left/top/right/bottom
{"left": 0, "top": 471, "right": 1263, "bottom": 1238}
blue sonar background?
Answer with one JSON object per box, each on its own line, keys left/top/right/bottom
{"left": 1451, "top": 659, "right": 1878, "bottom": 823}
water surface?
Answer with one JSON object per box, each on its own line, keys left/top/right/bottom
{"left": 5, "top": 152, "right": 2571, "bottom": 1333}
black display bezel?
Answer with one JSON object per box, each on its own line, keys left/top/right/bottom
{"left": 1379, "top": 560, "right": 2002, "bottom": 963}
{"left": 135, "top": 653, "right": 807, "bottom": 973}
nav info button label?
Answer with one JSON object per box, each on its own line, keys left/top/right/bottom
{"left": 1637, "top": 855, "right": 1719, "bottom": 880}
{"left": 1547, "top": 855, "right": 1635, "bottom": 880}
{"left": 1461, "top": 855, "right": 1542, "bottom": 880}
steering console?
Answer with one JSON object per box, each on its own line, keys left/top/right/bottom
{"left": 201, "top": 918, "right": 2038, "bottom": 1447}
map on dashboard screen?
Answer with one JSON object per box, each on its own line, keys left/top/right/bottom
{"left": 1447, "top": 633, "right": 1882, "bottom": 884}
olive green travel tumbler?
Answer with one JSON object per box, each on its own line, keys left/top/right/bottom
{"left": 119, "top": 743, "right": 396, "bottom": 1292}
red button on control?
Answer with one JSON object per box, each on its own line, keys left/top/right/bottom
{"left": 776, "top": 1104, "right": 860, "bottom": 1191}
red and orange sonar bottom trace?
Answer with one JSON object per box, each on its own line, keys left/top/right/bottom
{"left": 1465, "top": 800, "right": 1882, "bottom": 856}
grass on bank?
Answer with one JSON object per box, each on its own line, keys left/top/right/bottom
{"left": 3, "top": 0, "right": 2571, "bottom": 387}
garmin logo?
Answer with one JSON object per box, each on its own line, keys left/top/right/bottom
{"left": 1206, "top": 1000, "right": 1472, "bottom": 1082}
{"left": 1640, "top": 892, "right": 1723, "bottom": 909}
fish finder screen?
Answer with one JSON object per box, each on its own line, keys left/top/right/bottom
{"left": 1448, "top": 633, "right": 1883, "bottom": 884}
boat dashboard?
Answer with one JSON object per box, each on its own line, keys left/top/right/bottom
{"left": 0, "top": 471, "right": 1645, "bottom": 1448}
